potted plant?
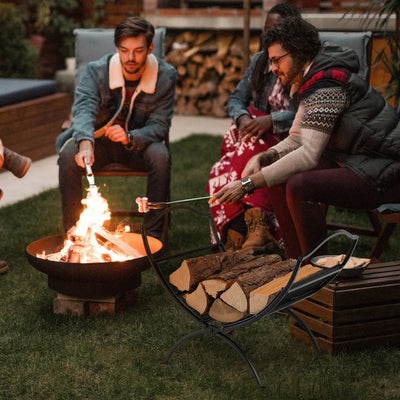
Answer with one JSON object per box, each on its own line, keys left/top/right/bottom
{"left": 356, "top": 0, "right": 400, "bottom": 111}
{"left": 20, "top": 0, "right": 50, "bottom": 51}
{"left": 0, "top": 3, "right": 38, "bottom": 78}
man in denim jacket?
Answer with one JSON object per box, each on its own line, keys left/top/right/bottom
{"left": 56, "top": 17, "right": 177, "bottom": 240}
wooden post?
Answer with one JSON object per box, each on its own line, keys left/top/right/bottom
{"left": 243, "top": 0, "right": 251, "bottom": 68}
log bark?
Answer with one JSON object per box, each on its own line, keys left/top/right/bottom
{"left": 169, "top": 249, "right": 280, "bottom": 292}
{"left": 212, "top": 253, "right": 282, "bottom": 281}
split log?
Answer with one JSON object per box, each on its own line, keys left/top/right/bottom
{"left": 183, "top": 283, "right": 211, "bottom": 314}
{"left": 216, "top": 33, "right": 235, "bottom": 59}
{"left": 217, "top": 258, "right": 297, "bottom": 314}
{"left": 249, "top": 264, "right": 321, "bottom": 314}
{"left": 191, "top": 54, "right": 204, "bottom": 64}
{"left": 209, "top": 298, "right": 245, "bottom": 323}
{"left": 193, "top": 31, "right": 214, "bottom": 46}
{"left": 220, "top": 282, "right": 248, "bottom": 313}
{"left": 169, "top": 249, "right": 280, "bottom": 292}
{"left": 202, "top": 278, "right": 232, "bottom": 298}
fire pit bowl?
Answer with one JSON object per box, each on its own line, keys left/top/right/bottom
{"left": 26, "top": 233, "right": 162, "bottom": 299}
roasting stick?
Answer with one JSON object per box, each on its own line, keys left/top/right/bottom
{"left": 84, "top": 160, "right": 96, "bottom": 189}
{"left": 136, "top": 195, "right": 212, "bottom": 212}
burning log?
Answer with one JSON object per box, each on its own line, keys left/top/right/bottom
{"left": 95, "top": 226, "right": 144, "bottom": 259}
{"left": 40, "top": 185, "right": 147, "bottom": 263}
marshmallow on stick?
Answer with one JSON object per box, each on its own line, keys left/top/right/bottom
{"left": 136, "top": 197, "right": 149, "bottom": 213}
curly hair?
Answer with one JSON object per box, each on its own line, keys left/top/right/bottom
{"left": 251, "top": 4, "right": 301, "bottom": 97}
{"left": 268, "top": 3, "right": 301, "bottom": 18}
{"left": 114, "top": 16, "right": 155, "bottom": 48}
{"left": 262, "top": 17, "right": 321, "bottom": 65}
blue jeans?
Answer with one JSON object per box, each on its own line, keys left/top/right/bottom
{"left": 58, "top": 137, "right": 171, "bottom": 239}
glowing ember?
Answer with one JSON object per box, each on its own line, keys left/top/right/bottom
{"left": 39, "top": 187, "right": 139, "bottom": 263}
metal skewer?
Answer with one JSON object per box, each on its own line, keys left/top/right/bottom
{"left": 148, "top": 195, "right": 211, "bottom": 209}
{"left": 136, "top": 195, "right": 211, "bottom": 212}
{"left": 84, "top": 160, "right": 96, "bottom": 188}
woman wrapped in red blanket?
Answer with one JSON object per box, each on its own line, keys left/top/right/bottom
{"left": 206, "top": 4, "right": 300, "bottom": 251}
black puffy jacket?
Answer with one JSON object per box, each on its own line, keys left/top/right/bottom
{"left": 300, "top": 43, "right": 400, "bottom": 192}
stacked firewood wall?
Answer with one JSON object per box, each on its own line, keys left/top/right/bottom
{"left": 164, "top": 30, "right": 262, "bottom": 117}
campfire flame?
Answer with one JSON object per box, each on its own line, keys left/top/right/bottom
{"left": 39, "top": 186, "right": 137, "bottom": 263}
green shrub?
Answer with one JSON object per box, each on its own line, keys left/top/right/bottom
{"left": 0, "top": 3, "right": 38, "bottom": 78}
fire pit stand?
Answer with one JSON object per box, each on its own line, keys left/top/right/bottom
{"left": 141, "top": 205, "right": 359, "bottom": 388}
{"left": 26, "top": 232, "right": 163, "bottom": 315}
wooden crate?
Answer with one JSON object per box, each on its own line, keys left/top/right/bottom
{"left": 290, "top": 261, "right": 400, "bottom": 354}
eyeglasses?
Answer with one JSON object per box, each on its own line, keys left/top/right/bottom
{"left": 269, "top": 52, "right": 290, "bottom": 68}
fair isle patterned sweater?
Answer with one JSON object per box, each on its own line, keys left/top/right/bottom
{"left": 261, "top": 43, "right": 400, "bottom": 191}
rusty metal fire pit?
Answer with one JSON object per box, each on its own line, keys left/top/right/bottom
{"left": 26, "top": 233, "right": 162, "bottom": 299}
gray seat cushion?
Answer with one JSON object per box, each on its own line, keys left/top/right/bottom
{"left": 0, "top": 78, "right": 57, "bottom": 107}
{"left": 319, "top": 31, "right": 372, "bottom": 80}
{"left": 73, "top": 27, "right": 166, "bottom": 85}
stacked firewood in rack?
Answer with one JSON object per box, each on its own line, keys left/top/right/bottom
{"left": 169, "top": 248, "right": 321, "bottom": 323}
{"left": 164, "top": 30, "right": 261, "bottom": 117}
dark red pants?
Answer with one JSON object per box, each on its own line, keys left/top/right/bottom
{"left": 269, "top": 158, "right": 400, "bottom": 259}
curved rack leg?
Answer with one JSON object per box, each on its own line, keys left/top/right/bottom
{"left": 216, "top": 332, "right": 264, "bottom": 388}
{"left": 164, "top": 328, "right": 210, "bottom": 363}
{"left": 165, "top": 328, "right": 264, "bottom": 388}
{"left": 284, "top": 309, "right": 320, "bottom": 351}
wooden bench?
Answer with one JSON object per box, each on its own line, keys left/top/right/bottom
{"left": 290, "top": 261, "right": 400, "bottom": 354}
{"left": 0, "top": 78, "right": 71, "bottom": 163}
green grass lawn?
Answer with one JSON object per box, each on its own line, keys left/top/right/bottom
{"left": 1, "top": 134, "right": 400, "bottom": 400}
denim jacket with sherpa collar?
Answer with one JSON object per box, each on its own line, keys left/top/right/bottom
{"left": 56, "top": 52, "right": 177, "bottom": 153}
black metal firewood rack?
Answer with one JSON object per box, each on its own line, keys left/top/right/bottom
{"left": 141, "top": 205, "right": 358, "bottom": 388}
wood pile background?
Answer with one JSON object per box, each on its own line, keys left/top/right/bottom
{"left": 164, "top": 30, "right": 261, "bottom": 117}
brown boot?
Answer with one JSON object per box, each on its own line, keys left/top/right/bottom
{"left": 3, "top": 147, "right": 31, "bottom": 178}
{"left": 224, "top": 229, "right": 245, "bottom": 252}
{"left": 0, "top": 260, "right": 9, "bottom": 274}
{"left": 242, "top": 208, "right": 275, "bottom": 251}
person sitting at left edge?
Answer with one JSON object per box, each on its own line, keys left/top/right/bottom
{"left": 0, "top": 139, "right": 32, "bottom": 274}
{"left": 56, "top": 16, "right": 177, "bottom": 240}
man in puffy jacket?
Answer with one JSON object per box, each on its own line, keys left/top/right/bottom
{"left": 210, "top": 16, "right": 400, "bottom": 258}
{"left": 56, "top": 16, "right": 176, "bottom": 240}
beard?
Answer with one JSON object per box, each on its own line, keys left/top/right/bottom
{"left": 276, "top": 58, "right": 305, "bottom": 87}
{"left": 122, "top": 60, "right": 145, "bottom": 76}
